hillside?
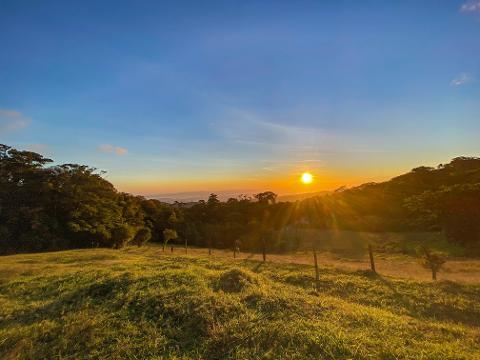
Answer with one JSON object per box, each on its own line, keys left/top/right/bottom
{"left": 277, "top": 191, "right": 331, "bottom": 202}
{"left": 1, "top": 246, "right": 479, "bottom": 359}
{"left": 311, "top": 157, "right": 480, "bottom": 236}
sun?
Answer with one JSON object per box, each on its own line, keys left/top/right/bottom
{"left": 301, "top": 172, "right": 313, "bottom": 184}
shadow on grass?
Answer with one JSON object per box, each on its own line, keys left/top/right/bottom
{"left": 0, "top": 273, "right": 135, "bottom": 328}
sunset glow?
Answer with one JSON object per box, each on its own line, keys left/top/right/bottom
{"left": 301, "top": 172, "right": 313, "bottom": 184}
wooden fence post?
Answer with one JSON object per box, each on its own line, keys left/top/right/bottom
{"left": 185, "top": 238, "right": 188, "bottom": 254}
{"left": 262, "top": 237, "right": 267, "bottom": 262}
{"left": 368, "top": 244, "right": 376, "bottom": 273}
{"left": 313, "top": 247, "right": 320, "bottom": 292}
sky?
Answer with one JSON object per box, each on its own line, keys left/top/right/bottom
{"left": 1, "top": 0, "right": 480, "bottom": 197}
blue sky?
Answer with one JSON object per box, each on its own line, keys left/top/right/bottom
{"left": 1, "top": 0, "right": 479, "bottom": 195}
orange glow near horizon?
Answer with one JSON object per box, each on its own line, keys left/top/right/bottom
{"left": 113, "top": 168, "right": 398, "bottom": 197}
{"left": 110, "top": 153, "right": 448, "bottom": 196}
{"left": 110, "top": 155, "right": 428, "bottom": 197}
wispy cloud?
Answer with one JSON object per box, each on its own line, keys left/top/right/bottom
{"left": 214, "top": 107, "right": 376, "bottom": 155}
{"left": 0, "top": 109, "right": 30, "bottom": 134}
{"left": 460, "top": 1, "right": 480, "bottom": 12}
{"left": 216, "top": 108, "right": 332, "bottom": 152}
{"left": 98, "top": 144, "right": 128, "bottom": 156}
{"left": 450, "top": 73, "right": 474, "bottom": 86}
{"left": 212, "top": 107, "right": 386, "bottom": 173}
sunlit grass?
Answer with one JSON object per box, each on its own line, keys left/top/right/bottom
{"left": 1, "top": 247, "right": 479, "bottom": 359}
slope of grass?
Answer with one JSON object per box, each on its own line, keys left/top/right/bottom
{"left": 1, "top": 247, "right": 479, "bottom": 359}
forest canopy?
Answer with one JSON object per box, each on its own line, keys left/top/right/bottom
{"left": 1, "top": 144, "right": 479, "bottom": 255}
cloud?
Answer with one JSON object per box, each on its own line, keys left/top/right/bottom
{"left": 460, "top": 1, "right": 480, "bottom": 12}
{"left": 450, "top": 73, "right": 474, "bottom": 86}
{"left": 115, "top": 147, "right": 128, "bottom": 156}
{"left": 98, "top": 144, "right": 128, "bottom": 156}
{"left": 0, "top": 109, "right": 30, "bottom": 134}
{"left": 215, "top": 107, "right": 357, "bottom": 157}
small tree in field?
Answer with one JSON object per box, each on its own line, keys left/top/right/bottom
{"left": 134, "top": 227, "right": 151, "bottom": 247}
{"left": 162, "top": 228, "right": 178, "bottom": 252}
{"left": 419, "top": 246, "right": 446, "bottom": 281}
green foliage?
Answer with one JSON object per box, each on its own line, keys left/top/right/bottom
{"left": 134, "top": 227, "right": 152, "bottom": 247}
{"left": 406, "top": 184, "right": 480, "bottom": 249}
{"left": 254, "top": 191, "right": 277, "bottom": 204}
{"left": 0, "top": 248, "right": 479, "bottom": 359}
{"left": 141, "top": 199, "right": 172, "bottom": 243}
{"left": 162, "top": 228, "right": 178, "bottom": 251}
{"left": 111, "top": 224, "right": 135, "bottom": 249}
{"left": 0, "top": 144, "right": 149, "bottom": 253}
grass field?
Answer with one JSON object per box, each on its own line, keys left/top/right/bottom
{"left": 1, "top": 246, "right": 480, "bottom": 359}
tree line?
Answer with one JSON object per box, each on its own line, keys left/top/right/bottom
{"left": 1, "top": 144, "right": 479, "bottom": 255}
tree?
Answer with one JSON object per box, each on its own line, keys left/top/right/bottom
{"left": 419, "top": 247, "right": 446, "bottom": 281}
{"left": 111, "top": 224, "right": 134, "bottom": 249}
{"left": 168, "top": 210, "right": 178, "bottom": 227}
{"left": 207, "top": 193, "right": 220, "bottom": 206}
{"left": 255, "top": 191, "right": 277, "bottom": 205}
{"left": 0, "top": 144, "right": 56, "bottom": 253}
{"left": 406, "top": 184, "right": 480, "bottom": 249}
{"left": 134, "top": 227, "right": 152, "bottom": 247}
{"left": 141, "top": 199, "right": 171, "bottom": 243}
{"left": 162, "top": 228, "right": 178, "bottom": 252}
{"left": 53, "top": 164, "right": 124, "bottom": 249}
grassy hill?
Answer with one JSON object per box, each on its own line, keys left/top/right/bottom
{"left": 1, "top": 247, "right": 479, "bottom": 359}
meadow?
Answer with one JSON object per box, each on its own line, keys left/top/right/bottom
{"left": 1, "top": 245, "right": 479, "bottom": 359}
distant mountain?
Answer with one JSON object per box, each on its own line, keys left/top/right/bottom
{"left": 148, "top": 190, "right": 257, "bottom": 203}
{"left": 149, "top": 189, "right": 333, "bottom": 203}
{"left": 277, "top": 191, "right": 331, "bottom": 202}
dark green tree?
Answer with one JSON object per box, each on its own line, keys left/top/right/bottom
{"left": 406, "top": 184, "right": 480, "bottom": 249}
{"left": 134, "top": 227, "right": 152, "bottom": 247}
